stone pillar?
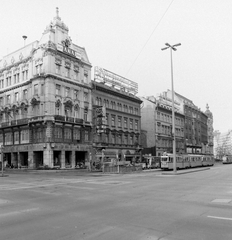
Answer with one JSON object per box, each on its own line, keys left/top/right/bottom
{"left": 18, "top": 152, "right": 21, "bottom": 169}
{"left": 11, "top": 152, "right": 16, "bottom": 167}
{"left": 71, "top": 150, "right": 75, "bottom": 168}
{"left": 28, "top": 151, "right": 34, "bottom": 169}
{"left": 61, "top": 150, "right": 65, "bottom": 168}
{"left": 44, "top": 144, "right": 53, "bottom": 168}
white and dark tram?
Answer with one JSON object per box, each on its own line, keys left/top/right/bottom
{"left": 161, "top": 153, "right": 214, "bottom": 170}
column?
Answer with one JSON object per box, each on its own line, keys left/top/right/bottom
{"left": 28, "top": 151, "right": 34, "bottom": 169}
{"left": 44, "top": 145, "right": 53, "bottom": 168}
{"left": 61, "top": 150, "right": 65, "bottom": 168}
{"left": 71, "top": 150, "right": 75, "bottom": 168}
{"left": 17, "top": 152, "right": 21, "bottom": 169}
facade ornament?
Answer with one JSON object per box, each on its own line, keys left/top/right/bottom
{"left": 19, "top": 53, "right": 23, "bottom": 60}
{"left": 55, "top": 99, "right": 61, "bottom": 107}
{"left": 64, "top": 99, "right": 73, "bottom": 108}
{"left": 30, "top": 97, "right": 40, "bottom": 106}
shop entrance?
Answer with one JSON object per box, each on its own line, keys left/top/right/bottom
{"left": 53, "top": 151, "right": 61, "bottom": 167}
{"left": 5, "top": 153, "right": 12, "bottom": 168}
{"left": 20, "top": 152, "right": 28, "bottom": 167}
{"left": 75, "top": 151, "right": 86, "bottom": 168}
{"left": 34, "top": 151, "right": 44, "bottom": 168}
{"left": 65, "top": 151, "right": 72, "bottom": 167}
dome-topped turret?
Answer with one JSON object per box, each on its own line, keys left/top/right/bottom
{"left": 43, "top": 7, "right": 69, "bottom": 34}
{"left": 205, "top": 103, "right": 213, "bottom": 119}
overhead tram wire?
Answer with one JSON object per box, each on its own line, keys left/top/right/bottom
{"left": 125, "top": 0, "right": 175, "bottom": 76}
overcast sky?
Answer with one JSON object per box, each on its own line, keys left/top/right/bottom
{"left": 1, "top": 0, "right": 231, "bottom": 133}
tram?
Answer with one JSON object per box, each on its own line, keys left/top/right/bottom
{"left": 161, "top": 153, "right": 214, "bottom": 170}
{"left": 222, "top": 155, "right": 232, "bottom": 164}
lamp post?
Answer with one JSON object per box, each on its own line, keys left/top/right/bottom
{"left": 161, "top": 43, "right": 181, "bottom": 173}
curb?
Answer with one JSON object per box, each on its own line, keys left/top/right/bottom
{"left": 162, "top": 167, "right": 211, "bottom": 175}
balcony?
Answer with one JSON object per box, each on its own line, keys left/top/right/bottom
{"left": 29, "top": 116, "right": 45, "bottom": 123}
{"left": 54, "top": 115, "right": 84, "bottom": 125}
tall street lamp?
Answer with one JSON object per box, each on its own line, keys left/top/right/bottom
{"left": 161, "top": 43, "right": 181, "bottom": 173}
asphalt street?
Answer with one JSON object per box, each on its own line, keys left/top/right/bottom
{"left": 0, "top": 163, "right": 232, "bottom": 240}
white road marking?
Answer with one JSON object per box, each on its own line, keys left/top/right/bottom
{"left": 208, "top": 215, "right": 232, "bottom": 221}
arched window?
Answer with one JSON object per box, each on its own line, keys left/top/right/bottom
{"left": 74, "top": 104, "right": 80, "bottom": 118}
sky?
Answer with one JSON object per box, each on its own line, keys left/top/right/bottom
{"left": 1, "top": 0, "right": 232, "bottom": 133}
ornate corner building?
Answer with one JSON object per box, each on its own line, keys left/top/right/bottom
{"left": 0, "top": 9, "right": 92, "bottom": 169}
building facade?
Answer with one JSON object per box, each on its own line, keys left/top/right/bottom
{"left": 168, "top": 91, "right": 209, "bottom": 154}
{"left": 141, "top": 95, "right": 185, "bottom": 156}
{"left": 0, "top": 9, "right": 92, "bottom": 169}
{"left": 92, "top": 67, "right": 142, "bottom": 166}
{"left": 214, "top": 130, "right": 232, "bottom": 159}
{"left": 141, "top": 90, "right": 211, "bottom": 156}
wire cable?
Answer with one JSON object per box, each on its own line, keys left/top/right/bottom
{"left": 126, "top": 0, "right": 175, "bottom": 76}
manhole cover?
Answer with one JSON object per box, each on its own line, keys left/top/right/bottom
{"left": 211, "top": 199, "right": 232, "bottom": 203}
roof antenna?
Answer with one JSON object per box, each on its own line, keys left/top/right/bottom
{"left": 22, "top": 36, "right": 27, "bottom": 47}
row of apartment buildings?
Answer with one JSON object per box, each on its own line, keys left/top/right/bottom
{"left": 0, "top": 9, "right": 214, "bottom": 169}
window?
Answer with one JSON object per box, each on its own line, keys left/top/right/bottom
{"left": 84, "top": 109, "right": 88, "bottom": 122}
{"left": 84, "top": 92, "right": 88, "bottom": 102}
{"left": 55, "top": 127, "right": 63, "bottom": 139}
{"left": 84, "top": 70, "right": 88, "bottom": 83}
{"left": 36, "top": 64, "right": 42, "bottom": 74}
{"left": 74, "top": 90, "right": 78, "bottom": 99}
{"left": 129, "top": 119, "right": 133, "bottom": 129}
{"left": 0, "top": 79, "right": 4, "bottom": 89}
{"left": 118, "top": 117, "right": 122, "bottom": 128}
{"left": 55, "top": 65, "right": 61, "bottom": 74}
{"left": 56, "top": 84, "right": 61, "bottom": 95}
{"left": 21, "top": 130, "right": 29, "bottom": 143}
{"left": 16, "top": 73, "right": 20, "bottom": 83}
{"left": 111, "top": 134, "right": 115, "bottom": 144}
{"left": 73, "top": 128, "right": 80, "bottom": 140}
{"left": 14, "top": 92, "right": 19, "bottom": 102}
{"left": 85, "top": 130, "right": 89, "bottom": 142}
{"left": 14, "top": 74, "right": 17, "bottom": 84}
{"left": 0, "top": 97, "right": 3, "bottom": 106}
{"left": 6, "top": 77, "right": 11, "bottom": 86}
{"left": 118, "top": 134, "right": 122, "bottom": 144}
{"left": 135, "top": 120, "right": 138, "bottom": 130}
{"left": 130, "top": 136, "right": 133, "bottom": 145}
{"left": 41, "top": 84, "right": 44, "bottom": 95}
{"left": 124, "top": 118, "right": 128, "bottom": 128}
{"left": 7, "top": 95, "right": 11, "bottom": 104}
{"left": 106, "top": 114, "right": 109, "bottom": 126}
{"left": 32, "top": 104, "right": 40, "bottom": 116}
{"left": 74, "top": 71, "right": 78, "bottom": 80}
{"left": 56, "top": 106, "right": 60, "bottom": 115}
{"left": 34, "top": 84, "right": 38, "bottom": 95}
{"left": 25, "top": 70, "right": 28, "bottom": 80}
{"left": 64, "top": 128, "right": 72, "bottom": 140}
{"left": 74, "top": 105, "right": 79, "bottom": 118}
{"left": 65, "top": 108, "right": 71, "bottom": 117}
{"left": 23, "top": 89, "right": 28, "bottom": 99}
{"left": 124, "top": 135, "right": 128, "bottom": 145}
{"left": 65, "top": 68, "right": 70, "bottom": 78}
{"left": 129, "top": 106, "right": 133, "bottom": 114}
{"left": 65, "top": 87, "right": 70, "bottom": 97}
{"left": 111, "top": 115, "right": 115, "bottom": 127}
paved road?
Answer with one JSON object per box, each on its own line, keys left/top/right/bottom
{"left": 0, "top": 163, "right": 232, "bottom": 240}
